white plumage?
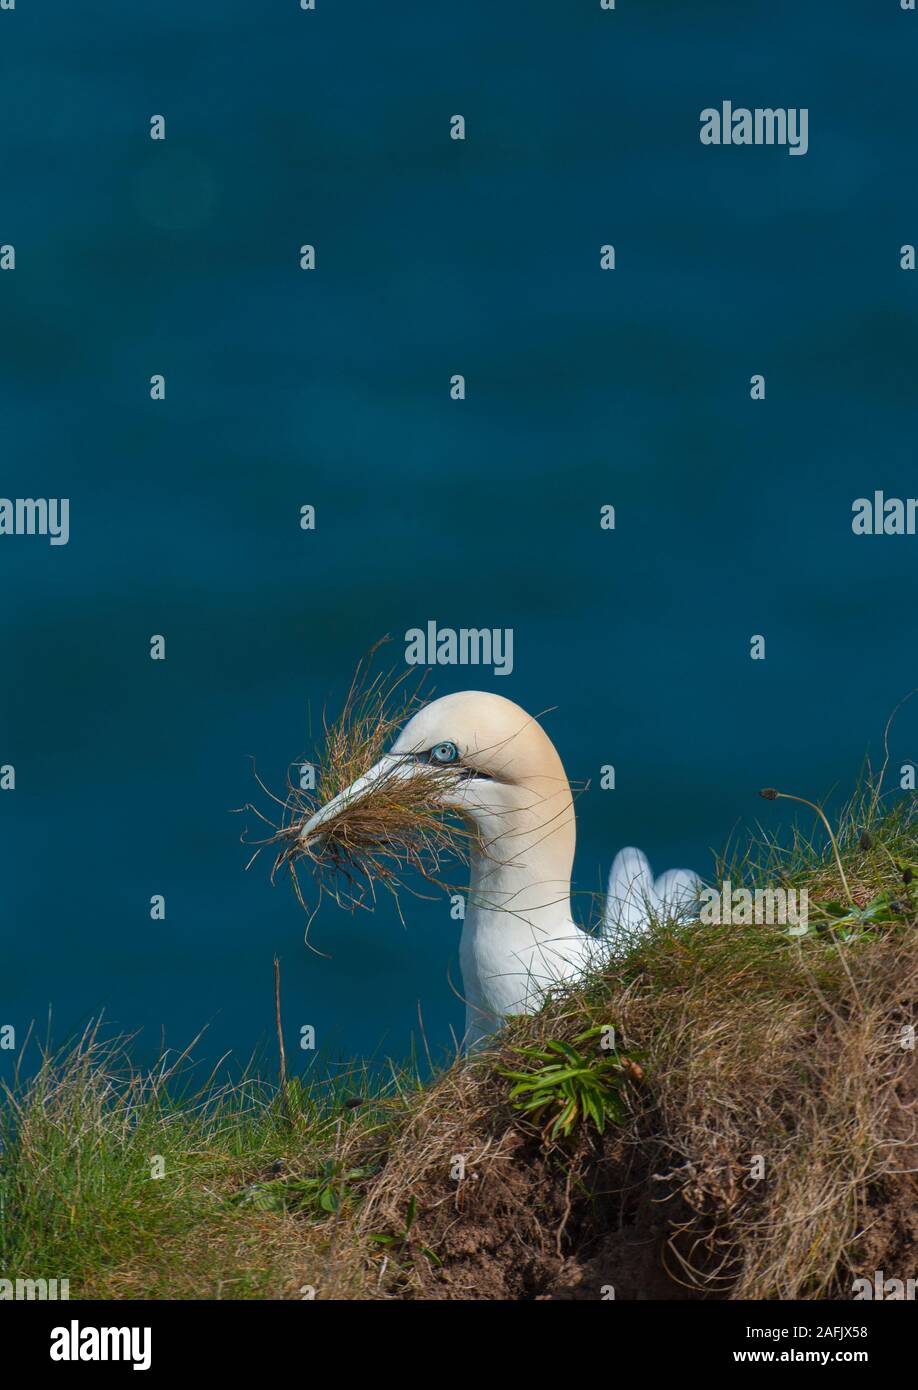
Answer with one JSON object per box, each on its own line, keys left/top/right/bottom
{"left": 605, "top": 847, "right": 700, "bottom": 937}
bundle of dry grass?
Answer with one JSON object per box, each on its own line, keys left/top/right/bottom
{"left": 243, "top": 643, "right": 468, "bottom": 925}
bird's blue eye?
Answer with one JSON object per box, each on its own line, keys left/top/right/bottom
{"left": 430, "top": 741, "right": 459, "bottom": 765}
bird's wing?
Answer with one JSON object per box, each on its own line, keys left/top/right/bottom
{"left": 652, "top": 868, "right": 701, "bottom": 922}
{"left": 604, "top": 849, "right": 700, "bottom": 938}
{"left": 604, "top": 847, "right": 655, "bottom": 933}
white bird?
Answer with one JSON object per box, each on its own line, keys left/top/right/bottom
{"left": 301, "top": 691, "right": 699, "bottom": 1048}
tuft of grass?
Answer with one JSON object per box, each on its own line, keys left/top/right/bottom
{"left": 0, "top": 1021, "right": 419, "bottom": 1299}
{"left": 498, "top": 1027, "right": 639, "bottom": 1140}
{"left": 240, "top": 640, "right": 468, "bottom": 927}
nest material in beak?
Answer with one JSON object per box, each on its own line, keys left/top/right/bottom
{"left": 242, "top": 643, "right": 468, "bottom": 923}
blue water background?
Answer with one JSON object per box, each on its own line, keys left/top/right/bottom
{"left": 2, "top": 1, "right": 916, "bottom": 1076}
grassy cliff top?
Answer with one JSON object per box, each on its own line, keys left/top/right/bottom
{"left": 3, "top": 785, "right": 916, "bottom": 1301}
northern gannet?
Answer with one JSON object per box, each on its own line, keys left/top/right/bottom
{"left": 301, "top": 691, "right": 698, "bottom": 1047}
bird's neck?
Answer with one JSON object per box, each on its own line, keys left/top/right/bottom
{"left": 458, "top": 785, "right": 578, "bottom": 1043}
{"left": 464, "top": 784, "right": 576, "bottom": 931}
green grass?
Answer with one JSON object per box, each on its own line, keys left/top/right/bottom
{"left": 0, "top": 1028, "right": 423, "bottom": 1299}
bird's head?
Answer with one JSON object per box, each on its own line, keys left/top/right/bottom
{"left": 299, "top": 690, "right": 574, "bottom": 860}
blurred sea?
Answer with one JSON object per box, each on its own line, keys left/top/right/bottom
{"left": 2, "top": 1, "right": 916, "bottom": 1075}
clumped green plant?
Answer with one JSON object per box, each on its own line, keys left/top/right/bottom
{"left": 231, "top": 1160, "right": 376, "bottom": 1216}
{"left": 499, "top": 1026, "right": 640, "bottom": 1141}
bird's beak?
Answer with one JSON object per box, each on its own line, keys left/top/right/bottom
{"left": 298, "top": 754, "right": 419, "bottom": 847}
